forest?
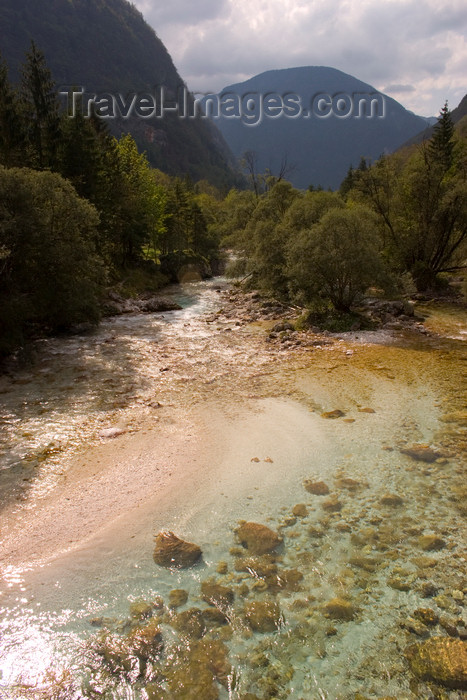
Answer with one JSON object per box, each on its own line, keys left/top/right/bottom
{"left": 1, "top": 44, "right": 466, "bottom": 357}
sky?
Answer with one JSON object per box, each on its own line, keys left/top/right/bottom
{"left": 133, "top": 0, "right": 467, "bottom": 118}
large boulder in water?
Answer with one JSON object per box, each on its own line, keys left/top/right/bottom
{"left": 236, "top": 522, "right": 282, "bottom": 555}
{"left": 153, "top": 531, "right": 202, "bottom": 568}
{"left": 406, "top": 637, "right": 467, "bottom": 689}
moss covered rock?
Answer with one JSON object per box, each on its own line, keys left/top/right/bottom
{"left": 244, "top": 601, "right": 283, "bottom": 633}
{"left": 406, "top": 637, "right": 467, "bottom": 689}
{"left": 304, "top": 479, "right": 330, "bottom": 495}
{"left": 236, "top": 522, "right": 282, "bottom": 555}
{"left": 201, "top": 580, "right": 235, "bottom": 608}
{"left": 323, "top": 597, "right": 357, "bottom": 621}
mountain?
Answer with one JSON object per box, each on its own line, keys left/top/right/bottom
{"left": 211, "top": 67, "right": 429, "bottom": 190}
{"left": 400, "top": 94, "right": 467, "bottom": 149}
{"left": 0, "top": 0, "right": 238, "bottom": 187}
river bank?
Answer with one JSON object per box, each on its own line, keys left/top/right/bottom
{"left": 0, "top": 279, "right": 466, "bottom": 699}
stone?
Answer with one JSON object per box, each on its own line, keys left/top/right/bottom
{"left": 335, "top": 477, "right": 362, "bottom": 491}
{"left": 400, "top": 445, "right": 443, "bottom": 463}
{"left": 358, "top": 407, "right": 376, "bottom": 413}
{"left": 236, "top": 522, "right": 282, "bottom": 555}
{"left": 322, "top": 495, "right": 343, "bottom": 512}
{"left": 413, "top": 608, "right": 439, "bottom": 626}
{"left": 216, "top": 561, "right": 228, "bottom": 575}
{"left": 153, "top": 531, "right": 202, "bottom": 568}
{"left": 434, "top": 595, "right": 459, "bottom": 614}
{"left": 99, "top": 427, "right": 125, "bottom": 439}
{"left": 169, "top": 589, "right": 188, "bottom": 609}
{"left": 323, "top": 597, "right": 357, "bottom": 621}
{"left": 172, "top": 608, "right": 206, "bottom": 639}
{"left": 292, "top": 503, "right": 308, "bottom": 517}
{"left": 406, "top": 637, "right": 467, "bottom": 689}
{"left": 388, "top": 576, "right": 412, "bottom": 592}
{"left": 202, "top": 608, "right": 229, "bottom": 627}
{"left": 418, "top": 581, "right": 438, "bottom": 598}
{"left": 412, "top": 556, "right": 438, "bottom": 569}
{"left": 234, "top": 555, "right": 278, "bottom": 578}
{"left": 401, "top": 617, "right": 430, "bottom": 637}
{"left": 348, "top": 556, "right": 380, "bottom": 572}
{"left": 201, "top": 581, "right": 235, "bottom": 609}
{"left": 244, "top": 601, "right": 283, "bottom": 633}
{"left": 129, "top": 601, "right": 153, "bottom": 620}
{"left": 304, "top": 479, "right": 330, "bottom": 495}
{"left": 125, "top": 619, "right": 164, "bottom": 663}
{"left": 95, "top": 618, "right": 163, "bottom": 676}
{"left": 418, "top": 534, "right": 446, "bottom": 551}
{"left": 380, "top": 493, "right": 404, "bottom": 507}
{"left": 439, "top": 616, "right": 459, "bottom": 637}
{"left": 321, "top": 409, "right": 345, "bottom": 419}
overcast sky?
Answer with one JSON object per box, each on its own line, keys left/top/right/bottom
{"left": 133, "top": 0, "right": 467, "bottom": 117}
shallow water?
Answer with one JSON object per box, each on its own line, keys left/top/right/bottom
{"left": 0, "top": 282, "right": 466, "bottom": 700}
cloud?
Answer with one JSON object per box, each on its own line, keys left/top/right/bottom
{"left": 384, "top": 84, "right": 416, "bottom": 94}
{"left": 133, "top": 0, "right": 467, "bottom": 116}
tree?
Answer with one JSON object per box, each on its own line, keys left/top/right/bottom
{"left": 428, "top": 101, "right": 454, "bottom": 170}
{"left": 0, "top": 54, "right": 27, "bottom": 167}
{"left": 112, "top": 134, "right": 167, "bottom": 267}
{"left": 286, "top": 205, "right": 385, "bottom": 311}
{"left": 0, "top": 167, "right": 104, "bottom": 353}
{"left": 20, "top": 41, "right": 61, "bottom": 169}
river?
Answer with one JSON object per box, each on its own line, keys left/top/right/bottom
{"left": 0, "top": 279, "right": 466, "bottom": 699}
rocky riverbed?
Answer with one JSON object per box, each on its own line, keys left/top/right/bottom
{"left": 0, "top": 280, "right": 466, "bottom": 699}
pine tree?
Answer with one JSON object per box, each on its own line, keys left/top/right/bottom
{"left": 20, "top": 42, "right": 61, "bottom": 169}
{"left": 0, "top": 55, "right": 27, "bottom": 167}
{"left": 428, "top": 101, "right": 455, "bottom": 171}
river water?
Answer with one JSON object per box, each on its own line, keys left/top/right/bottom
{"left": 0, "top": 280, "right": 466, "bottom": 700}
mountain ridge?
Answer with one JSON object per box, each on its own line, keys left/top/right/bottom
{"left": 0, "top": 0, "right": 239, "bottom": 187}
{"left": 213, "top": 66, "right": 430, "bottom": 189}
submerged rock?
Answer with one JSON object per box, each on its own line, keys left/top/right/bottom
{"left": 406, "top": 637, "right": 467, "bottom": 689}
{"left": 172, "top": 608, "right": 206, "bottom": 639}
{"left": 169, "top": 589, "right": 188, "bottom": 609}
{"left": 413, "top": 608, "right": 439, "bottom": 626}
{"left": 244, "top": 601, "right": 283, "bottom": 633}
{"left": 400, "top": 444, "right": 444, "bottom": 463}
{"left": 153, "top": 531, "right": 202, "bottom": 568}
{"left": 236, "top": 522, "right": 282, "bottom": 555}
{"left": 303, "top": 479, "right": 330, "bottom": 495}
{"left": 380, "top": 493, "right": 404, "bottom": 507}
{"left": 321, "top": 409, "right": 345, "bottom": 419}
{"left": 322, "top": 495, "right": 343, "bottom": 512}
{"left": 418, "top": 534, "right": 446, "bottom": 551}
{"left": 323, "top": 597, "right": 357, "bottom": 621}
{"left": 129, "top": 601, "right": 153, "bottom": 620}
{"left": 292, "top": 503, "right": 308, "bottom": 517}
{"left": 234, "top": 555, "right": 278, "bottom": 578}
{"left": 201, "top": 580, "right": 235, "bottom": 608}
{"left": 165, "top": 639, "right": 232, "bottom": 699}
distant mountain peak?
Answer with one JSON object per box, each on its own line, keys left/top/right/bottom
{"left": 214, "top": 66, "right": 429, "bottom": 189}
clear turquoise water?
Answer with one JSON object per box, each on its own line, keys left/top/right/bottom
{"left": 0, "top": 282, "right": 466, "bottom": 699}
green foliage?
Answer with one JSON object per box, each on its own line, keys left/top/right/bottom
{"left": 287, "top": 206, "right": 385, "bottom": 311}
{"left": 0, "top": 54, "right": 27, "bottom": 167}
{"left": 0, "top": 167, "right": 104, "bottom": 354}
{"left": 20, "top": 42, "right": 61, "bottom": 169}
{"left": 349, "top": 103, "right": 467, "bottom": 291}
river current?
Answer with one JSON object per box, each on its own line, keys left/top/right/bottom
{"left": 0, "top": 280, "right": 466, "bottom": 699}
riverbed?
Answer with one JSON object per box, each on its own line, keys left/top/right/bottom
{"left": 0, "top": 280, "right": 466, "bottom": 699}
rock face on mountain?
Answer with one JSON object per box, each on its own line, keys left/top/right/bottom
{"left": 0, "top": 0, "right": 238, "bottom": 187}
{"left": 212, "top": 66, "right": 429, "bottom": 189}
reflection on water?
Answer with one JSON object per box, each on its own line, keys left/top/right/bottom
{"left": 0, "top": 281, "right": 466, "bottom": 699}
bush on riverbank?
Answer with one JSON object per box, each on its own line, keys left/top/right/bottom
{"left": 0, "top": 167, "right": 104, "bottom": 356}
